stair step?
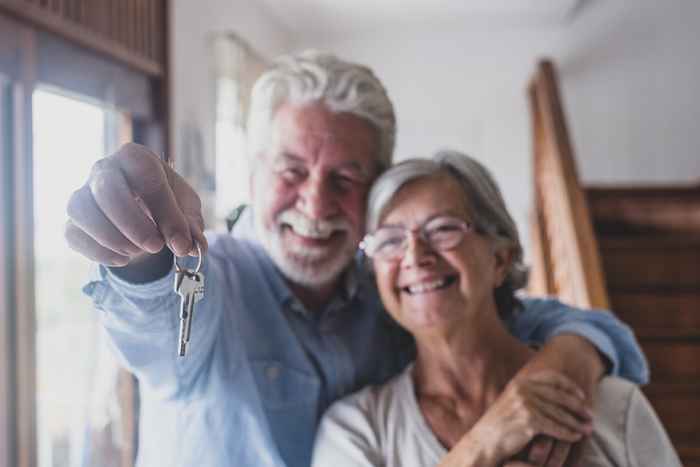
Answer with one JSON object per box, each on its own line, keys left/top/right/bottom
{"left": 598, "top": 235, "right": 700, "bottom": 289}
{"left": 676, "top": 441, "right": 700, "bottom": 467}
{"left": 643, "top": 381, "right": 700, "bottom": 437}
{"left": 587, "top": 184, "right": 700, "bottom": 235}
{"left": 610, "top": 291, "right": 700, "bottom": 338}
{"left": 641, "top": 340, "right": 700, "bottom": 380}
{"left": 642, "top": 382, "right": 700, "bottom": 466}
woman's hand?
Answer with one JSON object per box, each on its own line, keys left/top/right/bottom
{"left": 455, "top": 370, "right": 593, "bottom": 467}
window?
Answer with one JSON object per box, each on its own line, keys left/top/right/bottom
{"left": 32, "top": 87, "right": 133, "bottom": 467}
{"left": 211, "top": 33, "right": 267, "bottom": 228}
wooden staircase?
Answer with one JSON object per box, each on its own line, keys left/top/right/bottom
{"left": 528, "top": 60, "right": 700, "bottom": 466}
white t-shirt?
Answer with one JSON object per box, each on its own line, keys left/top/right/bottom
{"left": 312, "top": 364, "right": 681, "bottom": 467}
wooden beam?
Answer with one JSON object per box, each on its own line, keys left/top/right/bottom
{"left": 0, "top": 0, "right": 163, "bottom": 76}
{"left": 529, "top": 59, "right": 610, "bottom": 310}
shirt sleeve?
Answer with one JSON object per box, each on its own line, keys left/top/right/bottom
{"left": 506, "top": 297, "right": 649, "bottom": 384}
{"left": 312, "top": 398, "right": 384, "bottom": 467}
{"left": 625, "top": 387, "right": 682, "bottom": 467}
{"left": 82, "top": 251, "right": 227, "bottom": 400}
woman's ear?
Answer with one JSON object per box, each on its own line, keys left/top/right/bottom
{"left": 493, "top": 245, "right": 514, "bottom": 287}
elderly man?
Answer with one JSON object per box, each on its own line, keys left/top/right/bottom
{"left": 66, "top": 52, "right": 647, "bottom": 467}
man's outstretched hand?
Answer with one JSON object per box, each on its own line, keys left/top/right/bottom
{"left": 66, "top": 143, "right": 207, "bottom": 275}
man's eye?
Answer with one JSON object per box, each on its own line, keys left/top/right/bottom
{"left": 332, "top": 174, "right": 357, "bottom": 191}
{"left": 281, "top": 167, "right": 305, "bottom": 182}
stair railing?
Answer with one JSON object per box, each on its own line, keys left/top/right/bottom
{"left": 527, "top": 60, "right": 610, "bottom": 310}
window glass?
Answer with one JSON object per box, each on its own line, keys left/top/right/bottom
{"left": 33, "top": 87, "right": 132, "bottom": 467}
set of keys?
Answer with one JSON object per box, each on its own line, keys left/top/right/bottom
{"left": 174, "top": 243, "right": 205, "bottom": 357}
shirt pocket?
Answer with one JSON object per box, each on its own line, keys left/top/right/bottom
{"left": 251, "top": 360, "right": 320, "bottom": 409}
{"left": 251, "top": 360, "right": 321, "bottom": 466}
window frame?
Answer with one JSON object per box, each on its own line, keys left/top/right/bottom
{"left": 0, "top": 8, "right": 169, "bottom": 467}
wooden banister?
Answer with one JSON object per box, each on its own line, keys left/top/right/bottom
{"left": 528, "top": 60, "right": 610, "bottom": 310}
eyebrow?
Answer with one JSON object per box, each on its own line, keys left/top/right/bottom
{"left": 276, "top": 152, "right": 373, "bottom": 180}
{"left": 379, "top": 210, "right": 467, "bottom": 228}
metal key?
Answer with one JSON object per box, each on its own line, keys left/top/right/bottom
{"left": 175, "top": 270, "right": 205, "bottom": 356}
{"left": 173, "top": 242, "right": 205, "bottom": 357}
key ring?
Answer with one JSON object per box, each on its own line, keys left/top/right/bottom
{"left": 174, "top": 241, "right": 203, "bottom": 275}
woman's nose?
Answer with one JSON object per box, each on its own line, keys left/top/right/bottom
{"left": 401, "top": 234, "right": 436, "bottom": 268}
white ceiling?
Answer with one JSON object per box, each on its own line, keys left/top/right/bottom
{"left": 256, "top": 0, "right": 586, "bottom": 43}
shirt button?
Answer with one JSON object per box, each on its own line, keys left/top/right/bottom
{"left": 266, "top": 364, "right": 280, "bottom": 381}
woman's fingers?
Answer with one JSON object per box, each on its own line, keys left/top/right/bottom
{"left": 526, "top": 370, "right": 586, "bottom": 401}
{"left": 528, "top": 436, "right": 554, "bottom": 465}
{"left": 531, "top": 392, "right": 593, "bottom": 435}
{"left": 529, "top": 409, "right": 584, "bottom": 443}
{"left": 545, "top": 440, "right": 572, "bottom": 467}
{"left": 531, "top": 382, "right": 592, "bottom": 421}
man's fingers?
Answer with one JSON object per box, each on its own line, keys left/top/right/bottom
{"left": 188, "top": 217, "right": 208, "bottom": 257}
{"left": 528, "top": 436, "right": 553, "bottom": 466}
{"left": 89, "top": 157, "right": 166, "bottom": 254}
{"left": 165, "top": 163, "right": 206, "bottom": 257}
{"left": 545, "top": 440, "right": 572, "bottom": 467}
{"left": 67, "top": 185, "right": 143, "bottom": 257}
{"left": 65, "top": 220, "right": 130, "bottom": 266}
{"left": 115, "top": 144, "right": 194, "bottom": 256}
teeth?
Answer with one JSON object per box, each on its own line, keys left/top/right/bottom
{"left": 288, "top": 223, "right": 333, "bottom": 239}
{"left": 407, "top": 278, "right": 448, "bottom": 294}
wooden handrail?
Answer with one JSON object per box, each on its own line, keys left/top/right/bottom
{"left": 528, "top": 60, "right": 610, "bottom": 310}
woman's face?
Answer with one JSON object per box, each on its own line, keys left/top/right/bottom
{"left": 373, "top": 174, "right": 511, "bottom": 336}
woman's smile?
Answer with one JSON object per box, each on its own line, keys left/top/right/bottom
{"left": 399, "top": 274, "right": 459, "bottom": 295}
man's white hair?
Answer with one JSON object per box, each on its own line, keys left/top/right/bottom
{"left": 247, "top": 50, "right": 396, "bottom": 171}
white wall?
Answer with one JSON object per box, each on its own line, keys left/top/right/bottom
{"left": 170, "top": 0, "right": 293, "bottom": 221}
{"left": 171, "top": 1, "right": 700, "bottom": 256}
{"left": 294, "top": 1, "right": 700, "bottom": 257}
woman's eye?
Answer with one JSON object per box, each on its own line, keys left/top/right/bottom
{"left": 432, "top": 224, "right": 460, "bottom": 233}
{"left": 376, "top": 236, "right": 403, "bottom": 251}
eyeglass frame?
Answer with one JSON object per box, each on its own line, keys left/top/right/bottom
{"left": 360, "top": 215, "right": 478, "bottom": 262}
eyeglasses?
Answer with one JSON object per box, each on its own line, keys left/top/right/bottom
{"left": 360, "top": 216, "right": 475, "bottom": 262}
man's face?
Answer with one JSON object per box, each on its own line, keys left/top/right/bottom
{"left": 251, "top": 102, "right": 380, "bottom": 287}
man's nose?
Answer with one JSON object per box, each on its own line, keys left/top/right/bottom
{"left": 296, "top": 175, "right": 336, "bottom": 219}
{"left": 401, "top": 234, "right": 436, "bottom": 268}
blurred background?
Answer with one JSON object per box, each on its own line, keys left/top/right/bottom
{"left": 1, "top": 1, "right": 698, "bottom": 466}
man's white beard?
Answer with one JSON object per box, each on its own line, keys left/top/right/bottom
{"left": 255, "top": 209, "right": 358, "bottom": 288}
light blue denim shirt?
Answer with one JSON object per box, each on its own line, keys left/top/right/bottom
{"left": 83, "top": 212, "right": 648, "bottom": 467}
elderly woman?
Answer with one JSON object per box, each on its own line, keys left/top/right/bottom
{"left": 311, "top": 151, "right": 680, "bottom": 467}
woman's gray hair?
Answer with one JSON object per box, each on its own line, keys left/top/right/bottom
{"left": 247, "top": 50, "right": 396, "bottom": 171}
{"left": 367, "top": 150, "right": 529, "bottom": 317}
